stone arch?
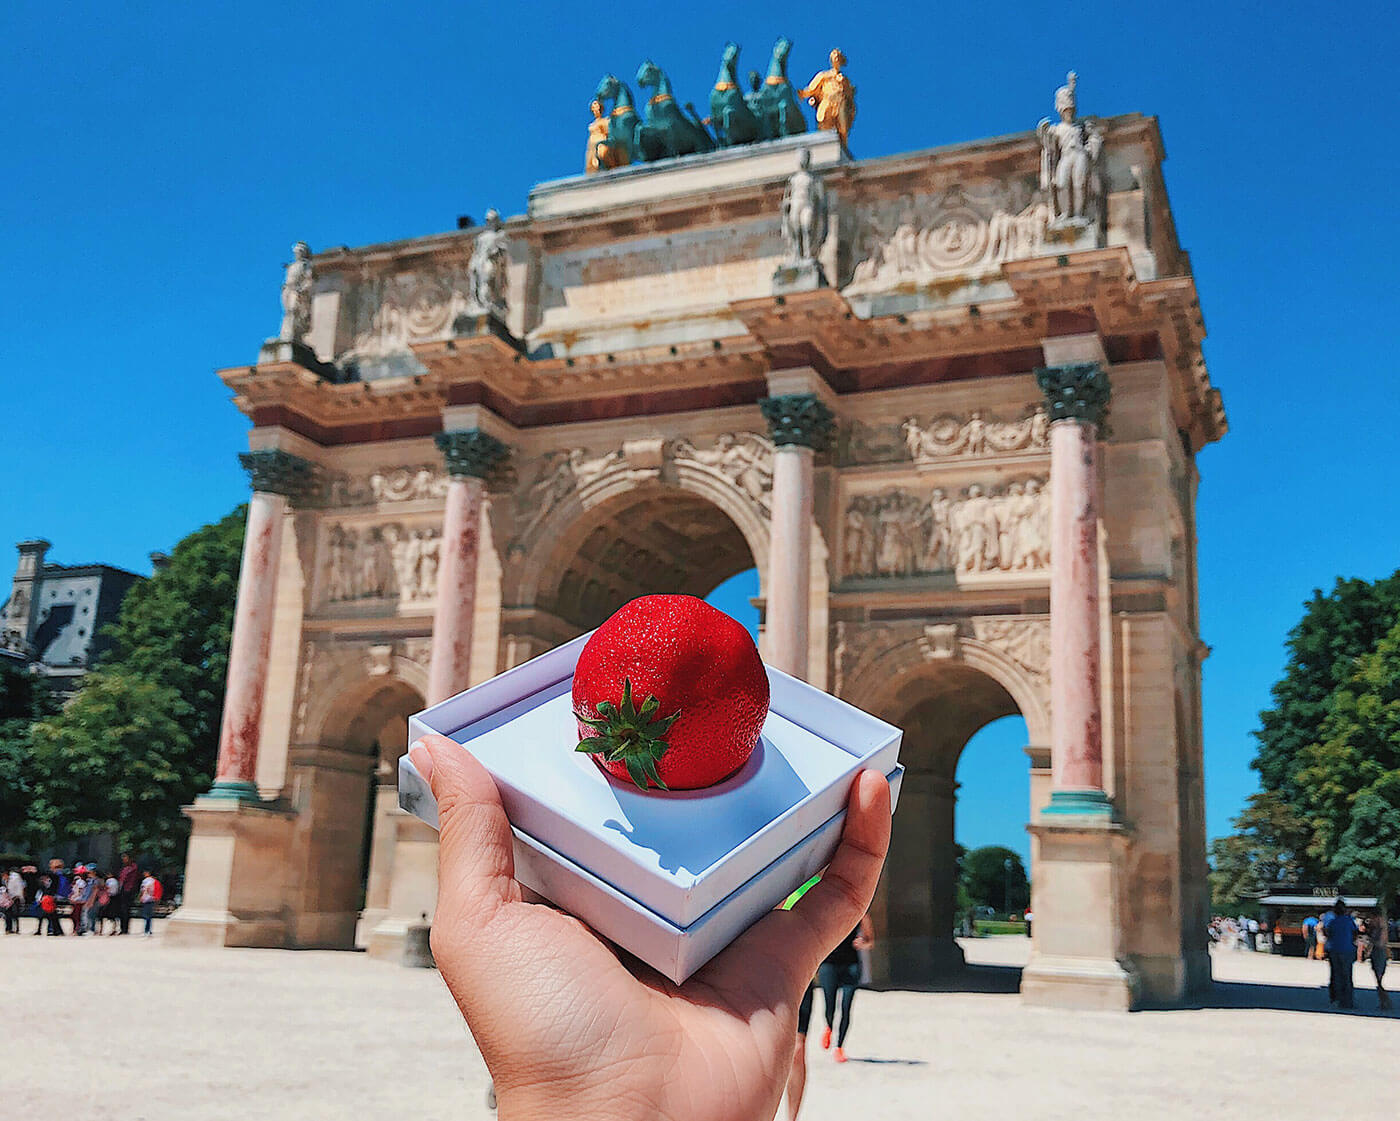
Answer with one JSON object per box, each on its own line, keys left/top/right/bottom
{"left": 847, "top": 632, "right": 1049, "bottom": 751}
{"left": 843, "top": 625, "right": 1047, "bottom": 986}
{"left": 290, "top": 658, "right": 427, "bottom": 949}
{"left": 509, "top": 463, "right": 772, "bottom": 611}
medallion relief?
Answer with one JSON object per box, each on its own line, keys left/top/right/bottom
{"left": 842, "top": 181, "right": 1057, "bottom": 292}
{"left": 842, "top": 478, "right": 1049, "bottom": 580}
{"left": 311, "top": 464, "right": 450, "bottom": 508}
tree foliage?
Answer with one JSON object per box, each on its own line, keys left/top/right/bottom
{"left": 28, "top": 670, "right": 197, "bottom": 864}
{"left": 1332, "top": 770, "right": 1400, "bottom": 913}
{"left": 1208, "top": 791, "right": 1311, "bottom": 910}
{"left": 0, "top": 660, "right": 59, "bottom": 844}
{"left": 960, "top": 845, "right": 1029, "bottom": 914}
{"left": 1252, "top": 573, "right": 1400, "bottom": 804}
{"left": 14, "top": 506, "right": 245, "bottom": 862}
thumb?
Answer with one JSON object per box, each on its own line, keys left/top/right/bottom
{"left": 409, "top": 733, "right": 520, "bottom": 932}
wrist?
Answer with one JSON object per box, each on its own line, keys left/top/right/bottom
{"left": 495, "top": 1082, "right": 661, "bottom": 1121}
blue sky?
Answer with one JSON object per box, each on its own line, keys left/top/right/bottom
{"left": 4, "top": 3, "right": 1397, "bottom": 861}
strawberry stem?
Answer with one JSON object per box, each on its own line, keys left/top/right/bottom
{"left": 576, "top": 677, "right": 679, "bottom": 790}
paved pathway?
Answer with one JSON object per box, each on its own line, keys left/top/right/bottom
{"left": 4, "top": 924, "right": 1394, "bottom": 1119}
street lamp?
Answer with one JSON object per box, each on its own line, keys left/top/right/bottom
{"left": 1003, "top": 857, "right": 1013, "bottom": 916}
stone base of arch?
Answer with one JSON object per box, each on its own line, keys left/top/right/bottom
{"left": 164, "top": 796, "right": 297, "bottom": 949}
{"left": 1020, "top": 816, "right": 1138, "bottom": 1011}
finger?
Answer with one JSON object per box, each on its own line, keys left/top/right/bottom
{"left": 410, "top": 733, "right": 520, "bottom": 932}
{"left": 730, "top": 769, "right": 890, "bottom": 989}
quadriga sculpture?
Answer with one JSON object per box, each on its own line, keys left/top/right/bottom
{"left": 592, "top": 74, "right": 641, "bottom": 168}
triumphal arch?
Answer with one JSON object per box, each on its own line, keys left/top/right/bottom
{"left": 168, "top": 58, "right": 1226, "bottom": 1010}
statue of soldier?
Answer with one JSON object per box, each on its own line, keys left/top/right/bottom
{"left": 1037, "top": 72, "right": 1105, "bottom": 226}
{"left": 467, "top": 209, "right": 510, "bottom": 317}
{"left": 781, "top": 149, "right": 828, "bottom": 267}
{"left": 278, "top": 241, "right": 315, "bottom": 343}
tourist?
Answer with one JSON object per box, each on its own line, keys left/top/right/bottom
{"left": 1322, "top": 898, "right": 1358, "bottom": 1009}
{"left": 1367, "top": 911, "right": 1391, "bottom": 1011}
{"left": 138, "top": 869, "right": 158, "bottom": 937}
{"left": 1024, "top": 906, "right": 1033, "bottom": 939}
{"left": 88, "top": 870, "right": 110, "bottom": 935}
{"left": 116, "top": 852, "right": 139, "bottom": 934}
{"left": 35, "top": 873, "right": 64, "bottom": 936}
{"left": 1303, "top": 912, "right": 1319, "bottom": 959}
{"left": 0, "top": 873, "right": 15, "bottom": 934}
{"left": 103, "top": 870, "right": 120, "bottom": 935}
{"left": 69, "top": 865, "right": 90, "bottom": 936}
{"left": 816, "top": 913, "right": 874, "bottom": 1063}
{"left": 405, "top": 733, "right": 891, "bottom": 1121}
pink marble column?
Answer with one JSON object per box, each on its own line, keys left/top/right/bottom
{"left": 427, "top": 430, "right": 508, "bottom": 705}
{"left": 210, "top": 450, "right": 310, "bottom": 799}
{"left": 768, "top": 444, "right": 814, "bottom": 678}
{"left": 760, "top": 393, "right": 833, "bottom": 682}
{"left": 1036, "top": 362, "right": 1112, "bottom": 816}
{"left": 428, "top": 476, "right": 485, "bottom": 705}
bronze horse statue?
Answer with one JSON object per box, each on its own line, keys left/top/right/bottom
{"left": 593, "top": 74, "right": 640, "bottom": 167}
{"left": 635, "top": 59, "right": 716, "bottom": 160}
{"left": 752, "top": 36, "right": 807, "bottom": 141}
{"left": 708, "top": 42, "right": 761, "bottom": 146}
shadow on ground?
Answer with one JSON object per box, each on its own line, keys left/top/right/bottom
{"left": 871, "top": 963, "right": 1023, "bottom": 995}
{"left": 1163, "top": 980, "right": 1397, "bottom": 1019}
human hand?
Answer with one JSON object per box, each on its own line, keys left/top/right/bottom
{"left": 409, "top": 732, "right": 890, "bottom": 1121}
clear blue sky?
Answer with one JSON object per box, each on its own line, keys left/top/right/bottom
{"left": 4, "top": 3, "right": 1397, "bottom": 861}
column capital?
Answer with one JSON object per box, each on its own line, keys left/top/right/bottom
{"left": 759, "top": 393, "right": 835, "bottom": 451}
{"left": 434, "top": 428, "right": 510, "bottom": 478}
{"left": 1035, "top": 362, "right": 1111, "bottom": 428}
{"left": 238, "top": 449, "right": 314, "bottom": 498}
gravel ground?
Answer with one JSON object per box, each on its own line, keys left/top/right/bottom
{"left": 4, "top": 923, "right": 1394, "bottom": 1119}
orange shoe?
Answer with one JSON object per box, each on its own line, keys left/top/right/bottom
{"left": 820, "top": 1026, "right": 832, "bottom": 1050}
{"left": 834, "top": 1047, "right": 848, "bottom": 1063}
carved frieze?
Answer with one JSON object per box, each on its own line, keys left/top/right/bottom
{"left": 972, "top": 616, "right": 1051, "bottom": 681}
{"left": 671, "top": 432, "right": 774, "bottom": 512}
{"left": 842, "top": 478, "right": 1049, "bottom": 580}
{"left": 293, "top": 636, "right": 433, "bottom": 739}
{"left": 842, "top": 181, "right": 1055, "bottom": 291}
{"left": 323, "top": 522, "right": 442, "bottom": 605}
{"left": 838, "top": 406, "right": 1048, "bottom": 466}
{"left": 306, "top": 464, "right": 449, "bottom": 508}
{"left": 340, "top": 258, "right": 475, "bottom": 362}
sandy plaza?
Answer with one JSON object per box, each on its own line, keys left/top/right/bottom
{"left": 6, "top": 929, "right": 1394, "bottom": 1120}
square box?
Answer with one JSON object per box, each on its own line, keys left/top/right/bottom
{"left": 400, "top": 632, "right": 903, "bottom": 982}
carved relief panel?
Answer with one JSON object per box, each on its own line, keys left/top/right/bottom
{"left": 841, "top": 477, "right": 1049, "bottom": 581}
{"left": 838, "top": 407, "right": 1049, "bottom": 467}
{"left": 320, "top": 520, "right": 443, "bottom": 607}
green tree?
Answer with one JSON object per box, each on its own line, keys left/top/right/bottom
{"left": 21, "top": 506, "right": 245, "bottom": 862}
{"left": 101, "top": 505, "right": 246, "bottom": 754}
{"left": 28, "top": 670, "right": 197, "bottom": 864}
{"left": 1208, "top": 790, "right": 1311, "bottom": 909}
{"left": 0, "top": 660, "right": 59, "bottom": 845}
{"left": 1297, "top": 621, "right": 1400, "bottom": 863}
{"left": 960, "top": 845, "right": 1029, "bottom": 914}
{"left": 1331, "top": 771, "right": 1400, "bottom": 914}
{"left": 1252, "top": 572, "right": 1400, "bottom": 808}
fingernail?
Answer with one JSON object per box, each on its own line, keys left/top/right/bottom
{"left": 408, "top": 741, "right": 434, "bottom": 783}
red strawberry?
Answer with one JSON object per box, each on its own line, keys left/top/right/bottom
{"left": 572, "top": 594, "right": 770, "bottom": 791}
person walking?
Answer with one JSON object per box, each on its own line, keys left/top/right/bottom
{"left": 89, "top": 871, "right": 110, "bottom": 935}
{"left": 817, "top": 913, "right": 874, "bottom": 1063}
{"left": 116, "top": 853, "right": 139, "bottom": 935}
{"left": 68, "top": 866, "right": 90, "bottom": 936}
{"left": 0, "top": 874, "right": 15, "bottom": 934}
{"left": 1322, "top": 898, "right": 1358, "bottom": 1009}
{"left": 1368, "top": 911, "right": 1391, "bottom": 1011}
{"left": 138, "top": 869, "right": 158, "bottom": 937}
{"left": 103, "top": 871, "right": 120, "bottom": 935}
{"left": 1303, "top": 913, "right": 1319, "bottom": 960}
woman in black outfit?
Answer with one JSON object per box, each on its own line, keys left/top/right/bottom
{"left": 817, "top": 912, "right": 874, "bottom": 1062}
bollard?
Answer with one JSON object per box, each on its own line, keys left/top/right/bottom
{"left": 402, "top": 912, "right": 435, "bottom": 969}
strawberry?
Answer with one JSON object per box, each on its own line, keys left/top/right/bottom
{"left": 572, "top": 594, "right": 770, "bottom": 791}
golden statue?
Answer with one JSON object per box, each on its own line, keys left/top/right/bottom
{"left": 800, "top": 48, "right": 856, "bottom": 150}
{"left": 585, "top": 99, "right": 622, "bottom": 174}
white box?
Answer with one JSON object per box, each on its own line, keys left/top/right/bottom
{"left": 399, "top": 633, "right": 903, "bottom": 982}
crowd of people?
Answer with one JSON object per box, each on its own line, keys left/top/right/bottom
{"left": 1210, "top": 900, "right": 1393, "bottom": 1011}
{"left": 0, "top": 853, "right": 164, "bottom": 938}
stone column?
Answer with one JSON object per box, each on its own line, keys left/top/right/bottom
{"left": 426, "top": 430, "right": 509, "bottom": 705}
{"left": 760, "top": 393, "right": 833, "bottom": 680}
{"left": 208, "top": 449, "right": 313, "bottom": 800}
{"left": 1034, "top": 361, "right": 1113, "bottom": 816}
